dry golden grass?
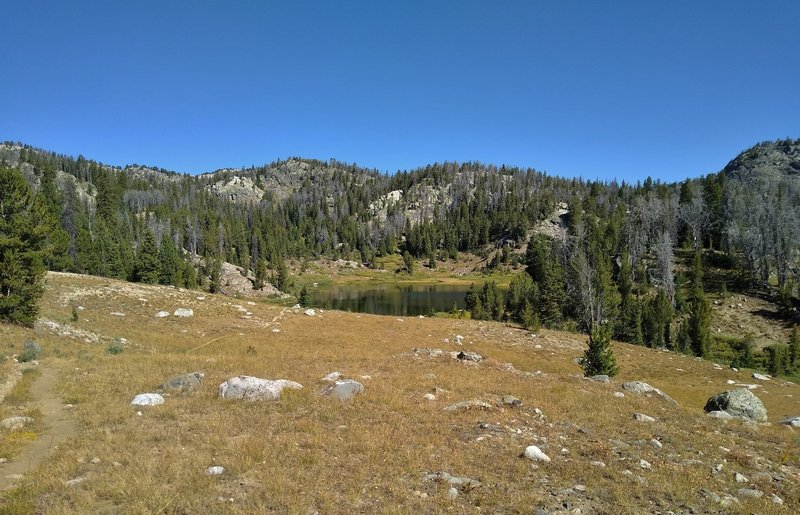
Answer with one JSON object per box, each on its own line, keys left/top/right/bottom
{"left": 0, "top": 272, "right": 798, "bottom": 513}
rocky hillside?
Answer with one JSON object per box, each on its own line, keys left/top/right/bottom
{"left": 722, "top": 139, "right": 800, "bottom": 183}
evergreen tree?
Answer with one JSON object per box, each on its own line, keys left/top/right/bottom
{"left": 582, "top": 324, "right": 619, "bottom": 377}
{"left": 687, "top": 287, "right": 712, "bottom": 357}
{"left": 272, "top": 258, "right": 289, "bottom": 292}
{"left": 765, "top": 344, "right": 790, "bottom": 376}
{"left": 298, "top": 284, "right": 312, "bottom": 307}
{"left": 208, "top": 257, "right": 222, "bottom": 293}
{"left": 402, "top": 250, "right": 414, "bottom": 275}
{"left": 254, "top": 258, "right": 267, "bottom": 290}
{"left": 790, "top": 326, "right": 800, "bottom": 370}
{"left": 158, "top": 233, "right": 182, "bottom": 286}
{"left": 0, "top": 166, "right": 51, "bottom": 326}
{"left": 135, "top": 229, "right": 160, "bottom": 284}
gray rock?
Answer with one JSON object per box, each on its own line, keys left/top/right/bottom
{"left": 447, "top": 487, "right": 458, "bottom": 499}
{"left": 206, "top": 466, "right": 225, "bottom": 476}
{"left": 502, "top": 395, "right": 522, "bottom": 407}
{"left": 320, "top": 371, "right": 342, "bottom": 382}
{"left": 455, "top": 351, "right": 482, "bottom": 363}
{"left": 752, "top": 372, "right": 771, "bottom": 381}
{"left": 621, "top": 381, "right": 677, "bottom": 404}
{"left": 591, "top": 375, "right": 610, "bottom": 383}
{"left": 639, "top": 459, "right": 652, "bottom": 470}
{"left": 218, "top": 376, "right": 302, "bottom": 401}
{"left": 736, "top": 488, "right": 763, "bottom": 499}
{"left": 779, "top": 415, "right": 800, "bottom": 427}
{"left": 707, "top": 410, "right": 735, "bottom": 420}
{"left": 1, "top": 416, "right": 34, "bottom": 430}
{"left": 65, "top": 476, "right": 87, "bottom": 487}
{"left": 423, "top": 471, "right": 481, "bottom": 491}
{"left": 320, "top": 379, "right": 365, "bottom": 400}
{"left": 735, "top": 472, "right": 748, "bottom": 483}
{"left": 524, "top": 445, "right": 551, "bottom": 462}
{"left": 158, "top": 371, "right": 204, "bottom": 392}
{"left": 304, "top": 309, "right": 316, "bottom": 316}
{"left": 423, "top": 393, "right": 436, "bottom": 401}
{"left": 704, "top": 388, "right": 767, "bottom": 422}
{"left": 173, "top": 308, "right": 193, "bottom": 317}
{"left": 154, "top": 311, "right": 170, "bottom": 318}
{"left": 633, "top": 413, "right": 655, "bottom": 423}
{"left": 444, "top": 399, "right": 493, "bottom": 412}
{"left": 130, "top": 393, "right": 165, "bottom": 406}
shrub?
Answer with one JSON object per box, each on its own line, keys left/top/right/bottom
{"left": 19, "top": 340, "right": 42, "bottom": 362}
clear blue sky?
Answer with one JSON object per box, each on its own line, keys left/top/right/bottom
{"left": 2, "top": 1, "right": 798, "bottom": 182}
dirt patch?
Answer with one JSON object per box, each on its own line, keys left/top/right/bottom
{"left": 0, "top": 366, "right": 79, "bottom": 490}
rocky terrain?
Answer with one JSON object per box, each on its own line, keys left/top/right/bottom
{"left": 0, "top": 273, "right": 798, "bottom": 513}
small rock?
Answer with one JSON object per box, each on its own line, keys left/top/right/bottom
{"left": 154, "top": 311, "right": 170, "bottom": 318}
{"left": 613, "top": 392, "right": 625, "bottom": 398}
{"left": 455, "top": 351, "right": 482, "bottom": 363}
{"left": 271, "top": 328, "right": 280, "bottom": 333}
{"left": 110, "top": 312, "right": 125, "bottom": 317}
{"left": 524, "top": 445, "right": 551, "bottom": 462}
{"left": 173, "top": 308, "right": 193, "bottom": 318}
{"left": 590, "top": 461, "right": 606, "bottom": 468}
{"left": 321, "top": 371, "right": 342, "bottom": 382}
{"left": 590, "top": 375, "right": 610, "bottom": 383}
{"left": 65, "top": 476, "right": 87, "bottom": 487}
{"left": 735, "top": 472, "right": 748, "bottom": 483}
{"left": 771, "top": 493, "right": 784, "bottom": 505}
{"left": 447, "top": 487, "right": 458, "bottom": 499}
{"left": 752, "top": 372, "right": 770, "bottom": 381}
{"left": 423, "top": 393, "right": 437, "bottom": 401}
{"left": 130, "top": 393, "right": 165, "bottom": 406}
{"left": 423, "top": 471, "right": 481, "bottom": 491}
{"left": 502, "top": 395, "right": 522, "bottom": 407}
{"left": 707, "top": 410, "right": 734, "bottom": 420}
{"left": 650, "top": 439, "right": 663, "bottom": 450}
{"left": 413, "top": 490, "right": 428, "bottom": 499}
{"left": 158, "top": 371, "right": 204, "bottom": 393}
{"left": 778, "top": 416, "right": 800, "bottom": 427}
{"left": 640, "top": 459, "right": 652, "bottom": 470}
{"left": 726, "top": 379, "right": 736, "bottom": 385}
{"left": 633, "top": 413, "right": 655, "bottom": 423}
{"left": 206, "top": 466, "right": 225, "bottom": 476}
{"left": 1, "top": 416, "right": 35, "bottom": 430}
{"left": 444, "top": 399, "right": 493, "bottom": 412}
{"left": 136, "top": 411, "right": 142, "bottom": 416}
{"left": 304, "top": 309, "right": 316, "bottom": 317}
{"left": 320, "top": 379, "right": 365, "bottom": 400}
{"left": 736, "top": 488, "right": 763, "bottom": 499}
{"left": 90, "top": 457, "right": 101, "bottom": 464}
{"left": 218, "top": 376, "right": 302, "bottom": 401}
{"left": 621, "top": 381, "right": 676, "bottom": 404}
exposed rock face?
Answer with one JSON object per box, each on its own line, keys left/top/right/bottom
{"left": 158, "top": 371, "right": 204, "bottom": 393}
{"left": 704, "top": 388, "right": 767, "bottom": 422}
{"left": 621, "top": 381, "right": 677, "bottom": 404}
{"left": 320, "top": 379, "right": 365, "bottom": 400}
{"left": 130, "top": 393, "right": 165, "bottom": 406}
{"left": 722, "top": 139, "right": 800, "bottom": 183}
{"left": 218, "top": 376, "right": 302, "bottom": 401}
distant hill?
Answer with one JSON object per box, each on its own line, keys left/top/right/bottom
{"left": 722, "top": 138, "right": 800, "bottom": 183}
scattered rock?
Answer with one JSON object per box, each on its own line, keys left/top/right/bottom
{"left": 1, "top": 416, "right": 34, "bottom": 430}
{"left": 90, "top": 457, "right": 101, "bottom": 464}
{"left": 633, "top": 413, "right": 655, "bottom": 423}
{"left": 639, "top": 459, "right": 652, "bottom": 470}
{"left": 206, "top": 466, "right": 225, "bottom": 476}
{"left": 158, "top": 371, "right": 204, "bottom": 392}
{"left": 779, "top": 416, "right": 800, "bottom": 427}
{"left": 173, "top": 308, "right": 193, "bottom": 317}
{"left": 726, "top": 379, "right": 736, "bottom": 385}
{"left": 65, "top": 476, "right": 87, "bottom": 487}
{"left": 154, "top": 311, "right": 170, "bottom": 318}
{"left": 455, "top": 351, "right": 482, "bottom": 363}
{"left": 735, "top": 472, "right": 748, "bottom": 483}
{"left": 613, "top": 392, "right": 625, "bottom": 398}
{"left": 771, "top": 493, "right": 784, "bottom": 505}
{"left": 752, "top": 372, "right": 771, "bottom": 381}
{"left": 320, "top": 371, "right": 342, "bottom": 383}
{"left": 447, "top": 487, "right": 458, "bottom": 499}
{"left": 444, "top": 400, "right": 493, "bottom": 412}
{"left": 423, "top": 471, "right": 481, "bottom": 491}
{"left": 590, "top": 375, "right": 610, "bottom": 383}
{"left": 110, "top": 312, "right": 126, "bottom": 317}
{"left": 590, "top": 461, "right": 606, "bottom": 468}
{"left": 736, "top": 488, "right": 763, "bottom": 499}
{"left": 621, "top": 381, "right": 676, "bottom": 404}
{"left": 130, "top": 393, "right": 165, "bottom": 406}
{"left": 524, "top": 445, "right": 551, "bottom": 462}
{"left": 502, "top": 395, "right": 522, "bottom": 407}
{"left": 423, "top": 393, "right": 437, "bottom": 401}
{"left": 707, "top": 410, "right": 735, "bottom": 420}
{"left": 320, "top": 379, "right": 365, "bottom": 400}
{"left": 304, "top": 309, "right": 316, "bottom": 317}
{"left": 218, "top": 376, "right": 302, "bottom": 401}
{"left": 703, "top": 388, "right": 767, "bottom": 422}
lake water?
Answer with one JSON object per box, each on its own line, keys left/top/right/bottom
{"left": 310, "top": 283, "right": 471, "bottom": 316}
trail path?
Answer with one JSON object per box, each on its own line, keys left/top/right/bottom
{"left": 0, "top": 366, "right": 78, "bottom": 490}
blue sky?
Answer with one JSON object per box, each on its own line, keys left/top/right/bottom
{"left": 2, "top": 1, "right": 798, "bottom": 181}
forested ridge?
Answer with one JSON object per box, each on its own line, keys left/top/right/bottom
{"left": 1, "top": 139, "right": 799, "bottom": 372}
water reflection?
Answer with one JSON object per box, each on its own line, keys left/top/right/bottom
{"left": 310, "top": 283, "right": 469, "bottom": 316}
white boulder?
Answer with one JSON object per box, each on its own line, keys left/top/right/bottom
{"left": 218, "top": 376, "right": 302, "bottom": 401}
{"left": 174, "top": 308, "right": 194, "bottom": 317}
{"left": 524, "top": 445, "right": 551, "bottom": 462}
{"left": 130, "top": 393, "right": 165, "bottom": 406}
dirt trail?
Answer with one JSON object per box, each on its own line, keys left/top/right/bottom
{"left": 0, "top": 366, "right": 79, "bottom": 490}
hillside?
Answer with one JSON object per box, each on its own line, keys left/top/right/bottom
{"left": 0, "top": 274, "right": 798, "bottom": 512}
{"left": 723, "top": 139, "right": 800, "bottom": 183}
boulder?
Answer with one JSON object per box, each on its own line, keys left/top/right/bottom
{"left": 704, "top": 388, "right": 767, "bottom": 422}
{"left": 752, "top": 372, "right": 771, "bottom": 381}
{"left": 1, "top": 416, "right": 34, "bottom": 430}
{"left": 320, "top": 379, "right": 365, "bottom": 400}
{"left": 621, "top": 381, "right": 677, "bottom": 404}
{"left": 130, "top": 393, "right": 165, "bottom": 406}
{"left": 173, "top": 308, "right": 193, "bottom": 318}
{"left": 524, "top": 445, "right": 551, "bottom": 462}
{"left": 779, "top": 416, "right": 800, "bottom": 427}
{"left": 454, "top": 351, "right": 482, "bottom": 363}
{"left": 218, "top": 376, "right": 302, "bottom": 401}
{"left": 158, "top": 371, "right": 204, "bottom": 392}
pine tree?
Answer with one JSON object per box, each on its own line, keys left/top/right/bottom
{"left": 582, "top": 323, "right": 619, "bottom": 377}
{"left": 687, "top": 287, "right": 712, "bottom": 357}
{"left": 254, "top": 258, "right": 267, "bottom": 290}
{"left": 158, "top": 233, "right": 182, "bottom": 286}
{"left": 135, "top": 229, "right": 160, "bottom": 284}
{"left": 208, "top": 257, "right": 222, "bottom": 293}
{"left": 298, "top": 285, "right": 311, "bottom": 307}
{"left": 790, "top": 326, "right": 800, "bottom": 370}
{"left": 0, "top": 166, "right": 52, "bottom": 326}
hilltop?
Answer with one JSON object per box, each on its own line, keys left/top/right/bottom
{"left": 0, "top": 273, "right": 798, "bottom": 512}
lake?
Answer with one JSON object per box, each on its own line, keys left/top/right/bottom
{"left": 310, "top": 282, "right": 471, "bottom": 316}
